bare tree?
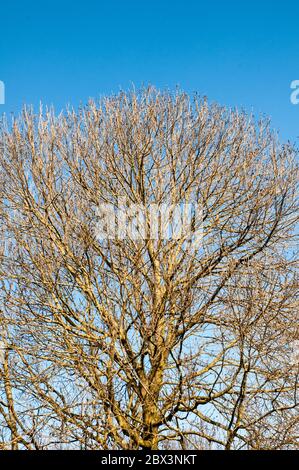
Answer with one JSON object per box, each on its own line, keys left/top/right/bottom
{"left": 0, "top": 88, "right": 298, "bottom": 449}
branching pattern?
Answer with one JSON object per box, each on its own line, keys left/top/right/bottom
{"left": 0, "top": 88, "right": 298, "bottom": 449}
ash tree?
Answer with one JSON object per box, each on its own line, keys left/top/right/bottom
{"left": 0, "top": 88, "right": 298, "bottom": 449}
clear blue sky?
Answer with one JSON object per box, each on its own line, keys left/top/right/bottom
{"left": 1, "top": 0, "right": 299, "bottom": 142}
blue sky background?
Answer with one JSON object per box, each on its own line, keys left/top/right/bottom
{"left": 1, "top": 0, "right": 299, "bottom": 142}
